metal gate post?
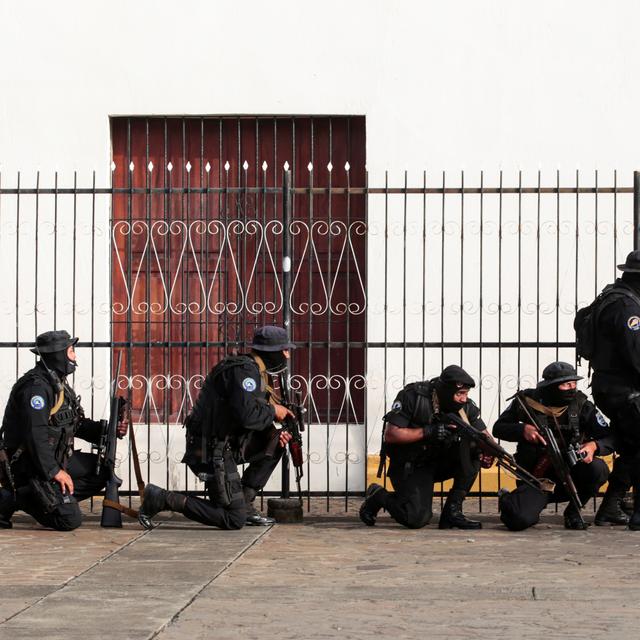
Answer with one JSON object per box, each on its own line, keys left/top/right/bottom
{"left": 281, "top": 168, "right": 292, "bottom": 499}
{"left": 634, "top": 170, "right": 640, "bottom": 250}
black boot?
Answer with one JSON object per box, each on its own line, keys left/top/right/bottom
{"left": 628, "top": 491, "right": 640, "bottom": 531}
{"left": 595, "top": 489, "right": 630, "bottom": 526}
{"left": 563, "top": 503, "right": 590, "bottom": 530}
{"left": 138, "top": 484, "right": 186, "bottom": 530}
{"left": 243, "top": 486, "right": 275, "bottom": 526}
{"left": 0, "top": 487, "right": 15, "bottom": 529}
{"left": 621, "top": 493, "right": 634, "bottom": 516}
{"left": 359, "top": 484, "right": 386, "bottom": 526}
{"left": 439, "top": 490, "right": 481, "bottom": 530}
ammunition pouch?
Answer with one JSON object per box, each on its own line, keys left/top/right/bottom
{"left": 28, "top": 478, "right": 73, "bottom": 514}
{"left": 196, "top": 440, "right": 243, "bottom": 507}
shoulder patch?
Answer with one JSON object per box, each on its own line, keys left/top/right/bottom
{"left": 242, "top": 377, "right": 257, "bottom": 392}
{"left": 30, "top": 395, "right": 46, "bottom": 410}
{"left": 391, "top": 401, "right": 402, "bottom": 411}
{"left": 627, "top": 316, "right": 640, "bottom": 331}
{"left": 596, "top": 412, "right": 608, "bottom": 428}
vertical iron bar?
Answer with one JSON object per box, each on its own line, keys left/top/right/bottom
{"left": 421, "top": 170, "right": 427, "bottom": 380}
{"left": 497, "top": 170, "right": 503, "bottom": 493}
{"left": 363, "top": 166, "right": 369, "bottom": 504}
{"left": 634, "top": 170, "right": 640, "bottom": 250}
{"left": 34, "top": 172, "right": 40, "bottom": 340}
{"left": 325, "top": 123, "right": 332, "bottom": 511}
{"left": 402, "top": 170, "right": 407, "bottom": 384}
{"left": 281, "top": 168, "right": 292, "bottom": 499}
{"left": 54, "top": 172, "right": 58, "bottom": 329}
{"left": 478, "top": 170, "right": 484, "bottom": 509}
{"left": 439, "top": 170, "right": 445, "bottom": 505}
{"left": 15, "top": 171, "right": 20, "bottom": 378}
{"left": 382, "top": 169, "right": 388, "bottom": 492}
{"left": 555, "top": 169, "right": 560, "bottom": 361}
{"left": 460, "top": 170, "right": 464, "bottom": 366}
{"left": 126, "top": 120, "right": 134, "bottom": 501}
{"left": 72, "top": 171, "right": 78, "bottom": 387}
{"left": 536, "top": 170, "right": 541, "bottom": 376}
{"left": 345, "top": 161, "right": 352, "bottom": 511}
{"left": 306, "top": 140, "right": 314, "bottom": 512}
{"left": 574, "top": 170, "right": 579, "bottom": 370}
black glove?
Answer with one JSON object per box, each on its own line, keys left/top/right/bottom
{"left": 422, "top": 422, "right": 453, "bottom": 443}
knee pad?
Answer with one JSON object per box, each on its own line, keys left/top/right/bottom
{"left": 405, "top": 510, "right": 432, "bottom": 529}
{"left": 499, "top": 485, "right": 547, "bottom": 531}
{"left": 52, "top": 502, "right": 83, "bottom": 531}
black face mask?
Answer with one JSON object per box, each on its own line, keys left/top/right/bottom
{"left": 42, "top": 350, "right": 77, "bottom": 377}
{"left": 435, "top": 380, "right": 466, "bottom": 412}
{"left": 543, "top": 386, "right": 576, "bottom": 407}
{"left": 254, "top": 350, "right": 287, "bottom": 374}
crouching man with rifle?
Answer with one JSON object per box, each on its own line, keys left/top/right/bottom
{"left": 138, "top": 326, "right": 294, "bottom": 530}
{"left": 360, "top": 365, "right": 491, "bottom": 530}
{"left": 0, "top": 331, "right": 128, "bottom": 531}
{"left": 494, "top": 362, "right": 615, "bottom": 531}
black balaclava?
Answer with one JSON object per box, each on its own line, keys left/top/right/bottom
{"left": 542, "top": 384, "right": 576, "bottom": 407}
{"left": 434, "top": 379, "right": 467, "bottom": 412}
{"left": 622, "top": 272, "right": 640, "bottom": 295}
{"left": 254, "top": 349, "right": 287, "bottom": 374}
{"left": 41, "top": 348, "right": 77, "bottom": 377}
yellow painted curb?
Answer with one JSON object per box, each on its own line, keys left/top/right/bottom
{"left": 366, "top": 454, "right": 616, "bottom": 493}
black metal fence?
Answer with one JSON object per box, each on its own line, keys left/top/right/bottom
{"left": 0, "top": 167, "right": 637, "bottom": 510}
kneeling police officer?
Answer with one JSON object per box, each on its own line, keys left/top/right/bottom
{"left": 0, "top": 331, "right": 126, "bottom": 531}
{"left": 494, "top": 362, "right": 614, "bottom": 530}
{"left": 360, "top": 365, "right": 491, "bottom": 530}
{"left": 138, "top": 326, "right": 294, "bottom": 530}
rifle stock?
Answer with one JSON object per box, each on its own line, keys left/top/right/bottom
{"left": 100, "top": 353, "right": 127, "bottom": 528}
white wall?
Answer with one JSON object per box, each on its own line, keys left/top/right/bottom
{"left": 2, "top": 1, "right": 640, "bottom": 179}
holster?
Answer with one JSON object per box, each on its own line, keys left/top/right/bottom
{"left": 198, "top": 440, "right": 243, "bottom": 508}
{"left": 210, "top": 453, "right": 232, "bottom": 507}
{"left": 28, "top": 478, "right": 72, "bottom": 514}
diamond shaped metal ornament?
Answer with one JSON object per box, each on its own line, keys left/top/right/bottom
{"left": 307, "top": 162, "right": 313, "bottom": 172}
{"left": 327, "top": 162, "right": 333, "bottom": 172}
{"left": 344, "top": 161, "right": 350, "bottom": 172}
{"left": 243, "top": 160, "right": 249, "bottom": 171}
{"left": 205, "top": 162, "right": 211, "bottom": 173}
{"left": 147, "top": 161, "right": 154, "bottom": 172}
{"left": 185, "top": 161, "right": 192, "bottom": 173}
{"left": 262, "top": 161, "right": 268, "bottom": 171}
{"left": 110, "top": 161, "right": 116, "bottom": 172}
{"left": 224, "top": 161, "right": 230, "bottom": 172}
{"left": 167, "top": 162, "right": 173, "bottom": 172}
{"left": 283, "top": 161, "right": 290, "bottom": 171}
{"left": 129, "top": 162, "right": 135, "bottom": 172}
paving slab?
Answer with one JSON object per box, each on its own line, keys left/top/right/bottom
{"left": 0, "top": 509, "right": 268, "bottom": 640}
{"left": 2, "top": 498, "right": 640, "bottom": 640}
{"left": 156, "top": 513, "right": 640, "bottom": 640}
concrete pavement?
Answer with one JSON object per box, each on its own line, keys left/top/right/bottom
{"left": 1, "top": 500, "right": 640, "bottom": 639}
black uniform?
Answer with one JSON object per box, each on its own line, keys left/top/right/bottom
{"left": 0, "top": 362, "right": 107, "bottom": 530}
{"left": 494, "top": 389, "right": 613, "bottom": 530}
{"left": 141, "top": 354, "right": 283, "bottom": 530}
{"left": 588, "top": 271, "right": 640, "bottom": 525}
{"left": 364, "top": 377, "right": 484, "bottom": 529}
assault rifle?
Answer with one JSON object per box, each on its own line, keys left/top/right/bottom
{"left": 437, "top": 411, "right": 555, "bottom": 494}
{"left": 510, "top": 392, "right": 586, "bottom": 527}
{"left": 95, "top": 352, "right": 132, "bottom": 527}
{"left": 278, "top": 372, "right": 306, "bottom": 501}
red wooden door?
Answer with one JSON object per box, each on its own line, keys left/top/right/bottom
{"left": 111, "top": 116, "right": 366, "bottom": 425}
